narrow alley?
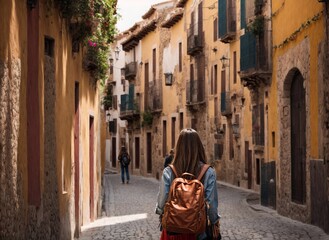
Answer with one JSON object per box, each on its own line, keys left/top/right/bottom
{"left": 2, "top": 1, "right": 329, "bottom": 239}
{"left": 78, "top": 174, "right": 329, "bottom": 240}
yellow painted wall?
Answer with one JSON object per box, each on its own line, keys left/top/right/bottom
{"left": 1, "top": 1, "right": 103, "bottom": 238}
{"left": 162, "top": 24, "right": 183, "bottom": 116}
{"left": 271, "top": 0, "right": 325, "bottom": 159}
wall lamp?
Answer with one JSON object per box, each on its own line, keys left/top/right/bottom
{"left": 164, "top": 73, "right": 173, "bottom": 86}
{"left": 114, "top": 46, "right": 120, "bottom": 60}
{"left": 220, "top": 55, "right": 230, "bottom": 68}
{"left": 109, "top": 57, "right": 113, "bottom": 66}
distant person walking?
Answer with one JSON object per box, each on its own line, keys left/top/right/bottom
{"left": 164, "top": 149, "right": 174, "bottom": 168}
{"left": 118, "top": 146, "right": 131, "bottom": 184}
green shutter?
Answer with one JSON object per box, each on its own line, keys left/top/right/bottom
{"left": 241, "top": 0, "right": 246, "bottom": 29}
{"left": 240, "top": 31, "right": 256, "bottom": 71}
{"left": 128, "top": 84, "right": 134, "bottom": 110}
{"left": 218, "top": 0, "right": 227, "bottom": 38}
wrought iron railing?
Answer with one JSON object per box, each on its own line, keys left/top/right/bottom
{"left": 124, "top": 61, "right": 137, "bottom": 80}
{"left": 187, "top": 25, "right": 203, "bottom": 55}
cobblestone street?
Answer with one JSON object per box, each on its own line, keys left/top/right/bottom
{"left": 78, "top": 173, "right": 329, "bottom": 240}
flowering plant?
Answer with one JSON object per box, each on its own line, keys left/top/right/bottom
{"left": 51, "top": 0, "right": 118, "bottom": 85}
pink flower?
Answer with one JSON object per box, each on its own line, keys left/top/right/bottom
{"left": 88, "top": 40, "right": 97, "bottom": 47}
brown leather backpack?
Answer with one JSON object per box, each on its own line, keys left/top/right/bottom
{"left": 161, "top": 164, "right": 210, "bottom": 234}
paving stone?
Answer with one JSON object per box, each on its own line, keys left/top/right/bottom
{"left": 78, "top": 174, "right": 329, "bottom": 240}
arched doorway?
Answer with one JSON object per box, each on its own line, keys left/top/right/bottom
{"left": 290, "top": 71, "right": 306, "bottom": 204}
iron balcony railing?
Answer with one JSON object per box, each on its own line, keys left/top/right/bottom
{"left": 124, "top": 61, "right": 137, "bottom": 80}
{"left": 187, "top": 25, "right": 203, "bottom": 56}
{"left": 120, "top": 85, "right": 140, "bottom": 120}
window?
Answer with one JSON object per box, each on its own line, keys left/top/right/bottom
{"left": 179, "top": 42, "right": 182, "bottom": 72}
{"left": 179, "top": 112, "right": 183, "bottom": 130}
{"left": 171, "top": 117, "right": 176, "bottom": 148}
{"left": 190, "top": 64, "right": 194, "bottom": 81}
{"left": 256, "top": 158, "right": 260, "bottom": 185}
{"left": 163, "top": 121, "right": 167, "bottom": 157}
{"left": 109, "top": 119, "right": 117, "bottom": 133}
{"left": 214, "top": 65, "right": 218, "bottom": 94}
{"left": 45, "top": 37, "right": 54, "bottom": 57}
{"left": 213, "top": 18, "right": 218, "bottom": 41}
{"left": 233, "top": 51, "right": 237, "bottom": 84}
{"left": 191, "top": 118, "right": 197, "bottom": 131}
{"left": 113, "top": 95, "right": 118, "bottom": 110}
{"left": 152, "top": 48, "right": 156, "bottom": 80}
{"left": 214, "top": 143, "right": 223, "bottom": 159}
{"left": 245, "top": 141, "right": 249, "bottom": 173}
{"left": 211, "top": 67, "right": 214, "bottom": 95}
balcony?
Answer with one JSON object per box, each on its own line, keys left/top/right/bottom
{"left": 124, "top": 61, "right": 137, "bottom": 80}
{"left": 107, "top": 72, "right": 115, "bottom": 85}
{"left": 186, "top": 80, "right": 205, "bottom": 111}
{"left": 220, "top": 91, "right": 232, "bottom": 117}
{"left": 187, "top": 27, "right": 204, "bottom": 56}
{"left": 240, "top": 28, "right": 271, "bottom": 90}
{"left": 218, "top": 0, "right": 236, "bottom": 43}
{"left": 119, "top": 85, "right": 140, "bottom": 121}
{"left": 148, "top": 80, "right": 162, "bottom": 112}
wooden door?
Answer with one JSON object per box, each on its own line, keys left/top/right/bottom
{"left": 248, "top": 150, "right": 252, "bottom": 189}
{"left": 111, "top": 137, "right": 116, "bottom": 168}
{"left": 163, "top": 121, "right": 167, "bottom": 157}
{"left": 147, "top": 132, "right": 152, "bottom": 173}
{"left": 291, "top": 72, "right": 306, "bottom": 204}
{"left": 74, "top": 83, "right": 80, "bottom": 236}
{"left": 27, "top": 1, "right": 41, "bottom": 207}
{"left": 171, "top": 117, "right": 176, "bottom": 149}
{"left": 135, "top": 137, "right": 140, "bottom": 169}
{"left": 89, "top": 117, "right": 95, "bottom": 221}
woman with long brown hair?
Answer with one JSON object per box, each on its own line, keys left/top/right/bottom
{"left": 156, "top": 128, "right": 220, "bottom": 239}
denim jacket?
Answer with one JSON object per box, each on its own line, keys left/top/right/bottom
{"left": 155, "top": 163, "right": 220, "bottom": 236}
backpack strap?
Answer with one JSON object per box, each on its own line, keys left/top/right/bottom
{"left": 197, "top": 164, "right": 210, "bottom": 181}
{"left": 168, "top": 164, "right": 178, "bottom": 178}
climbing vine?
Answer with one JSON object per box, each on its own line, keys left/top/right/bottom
{"left": 142, "top": 110, "right": 153, "bottom": 127}
{"left": 48, "top": 0, "right": 119, "bottom": 85}
{"left": 271, "top": 0, "right": 285, "bottom": 18}
{"left": 273, "top": 10, "right": 324, "bottom": 50}
{"left": 247, "top": 15, "right": 265, "bottom": 36}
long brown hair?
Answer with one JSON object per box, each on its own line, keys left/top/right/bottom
{"left": 172, "top": 128, "right": 207, "bottom": 176}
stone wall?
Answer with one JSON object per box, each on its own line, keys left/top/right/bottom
{"left": 0, "top": 59, "right": 25, "bottom": 238}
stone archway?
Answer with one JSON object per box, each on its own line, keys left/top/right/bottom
{"left": 277, "top": 37, "right": 311, "bottom": 222}
{"left": 289, "top": 70, "right": 306, "bottom": 204}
